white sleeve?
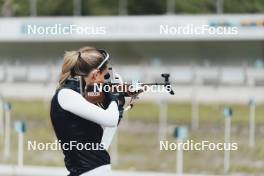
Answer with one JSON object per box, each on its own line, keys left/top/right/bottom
{"left": 57, "top": 88, "right": 119, "bottom": 127}
{"left": 101, "top": 127, "right": 117, "bottom": 150}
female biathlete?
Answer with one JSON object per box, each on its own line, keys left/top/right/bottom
{"left": 50, "top": 46, "right": 124, "bottom": 176}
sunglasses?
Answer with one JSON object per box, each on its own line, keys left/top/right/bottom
{"left": 104, "top": 72, "right": 110, "bottom": 80}
{"left": 74, "top": 49, "right": 110, "bottom": 77}
{"left": 97, "top": 49, "right": 109, "bottom": 70}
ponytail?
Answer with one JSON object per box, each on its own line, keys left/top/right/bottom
{"left": 59, "top": 51, "right": 79, "bottom": 86}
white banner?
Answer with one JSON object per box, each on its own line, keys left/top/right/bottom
{"left": 0, "top": 15, "right": 263, "bottom": 41}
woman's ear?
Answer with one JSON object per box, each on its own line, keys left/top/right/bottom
{"left": 84, "top": 69, "right": 101, "bottom": 85}
{"left": 90, "top": 69, "right": 100, "bottom": 81}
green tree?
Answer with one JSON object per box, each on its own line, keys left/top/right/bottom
{"left": 1, "top": 0, "right": 30, "bottom": 16}
{"left": 128, "top": 0, "right": 166, "bottom": 15}
{"left": 82, "top": 0, "right": 119, "bottom": 16}
{"left": 224, "top": 0, "right": 264, "bottom": 13}
{"left": 37, "top": 0, "right": 73, "bottom": 16}
{"left": 1, "top": 0, "right": 264, "bottom": 17}
{"left": 175, "top": 0, "right": 216, "bottom": 14}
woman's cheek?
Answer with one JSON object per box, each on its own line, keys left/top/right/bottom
{"left": 97, "top": 75, "right": 104, "bottom": 83}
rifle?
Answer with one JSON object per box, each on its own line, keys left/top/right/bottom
{"left": 83, "top": 67, "right": 174, "bottom": 111}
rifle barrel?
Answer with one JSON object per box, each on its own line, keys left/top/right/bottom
{"left": 108, "top": 83, "right": 169, "bottom": 86}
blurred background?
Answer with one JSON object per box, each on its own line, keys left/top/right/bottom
{"left": 0, "top": 0, "right": 264, "bottom": 175}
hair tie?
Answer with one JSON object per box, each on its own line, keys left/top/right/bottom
{"left": 77, "top": 51, "right": 81, "bottom": 58}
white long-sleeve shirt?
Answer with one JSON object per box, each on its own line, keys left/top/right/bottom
{"left": 57, "top": 88, "right": 119, "bottom": 127}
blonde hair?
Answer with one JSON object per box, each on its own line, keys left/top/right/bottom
{"left": 58, "top": 46, "right": 107, "bottom": 86}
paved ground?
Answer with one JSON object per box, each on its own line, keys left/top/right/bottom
{"left": 0, "top": 164, "right": 222, "bottom": 176}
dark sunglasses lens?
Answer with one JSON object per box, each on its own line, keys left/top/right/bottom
{"left": 104, "top": 73, "right": 110, "bottom": 79}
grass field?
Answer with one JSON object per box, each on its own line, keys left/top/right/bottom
{"left": 0, "top": 99, "right": 264, "bottom": 175}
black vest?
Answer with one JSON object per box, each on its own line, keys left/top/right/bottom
{"left": 50, "top": 78, "right": 110, "bottom": 176}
